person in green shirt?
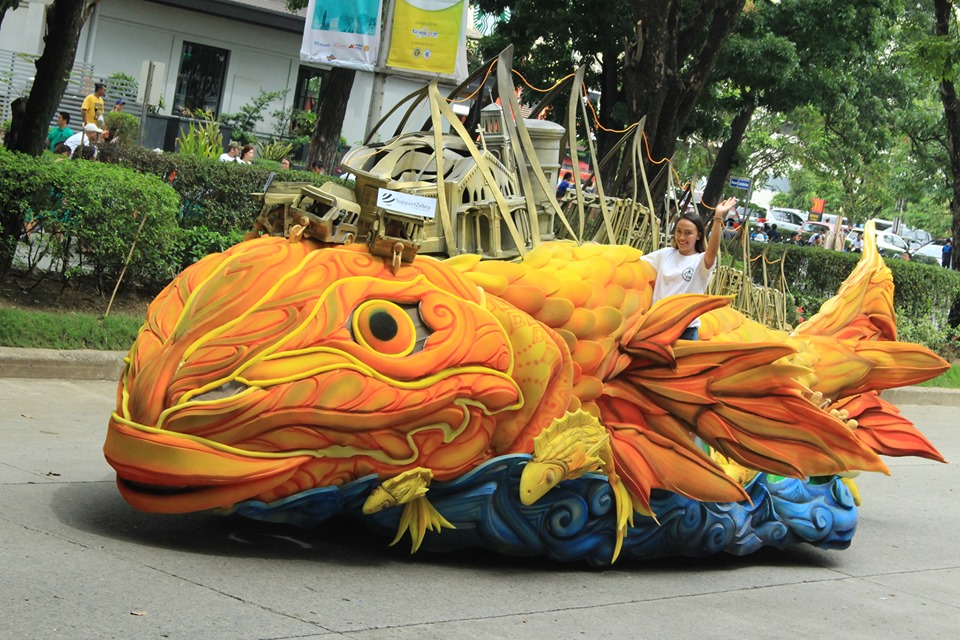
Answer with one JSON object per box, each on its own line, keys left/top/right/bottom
{"left": 46, "top": 111, "right": 74, "bottom": 151}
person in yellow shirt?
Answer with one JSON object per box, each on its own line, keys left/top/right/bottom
{"left": 81, "top": 83, "right": 106, "bottom": 126}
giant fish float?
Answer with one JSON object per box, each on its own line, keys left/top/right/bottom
{"left": 104, "top": 223, "right": 948, "bottom": 565}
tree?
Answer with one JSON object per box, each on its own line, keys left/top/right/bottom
{"left": 476, "top": 0, "right": 634, "bottom": 165}
{"left": 695, "top": 1, "right": 899, "bottom": 213}
{"left": 933, "top": 0, "right": 960, "bottom": 269}
{"left": 1, "top": 0, "right": 98, "bottom": 277}
{"left": 286, "top": 0, "right": 355, "bottom": 173}
{"left": 477, "top": 1, "right": 746, "bottom": 202}
{"left": 622, "top": 1, "right": 745, "bottom": 200}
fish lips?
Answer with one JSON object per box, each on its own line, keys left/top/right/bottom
{"left": 104, "top": 413, "right": 312, "bottom": 513}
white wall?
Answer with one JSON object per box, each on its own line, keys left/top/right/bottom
{"left": 81, "top": 0, "right": 300, "bottom": 135}
{"left": 0, "top": 0, "right": 48, "bottom": 55}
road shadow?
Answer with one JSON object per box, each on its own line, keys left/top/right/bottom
{"left": 51, "top": 482, "right": 841, "bottom": 574}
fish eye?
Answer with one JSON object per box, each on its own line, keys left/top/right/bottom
{"left": 350, "top": 300, "right": 429, "bottom": 356}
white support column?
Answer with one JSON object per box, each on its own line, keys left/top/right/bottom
{"left": 82, "top": 1, "right": 100, "bottom": 66}
{"left": 364, "top": 0, "right": 396, "bottom": 140}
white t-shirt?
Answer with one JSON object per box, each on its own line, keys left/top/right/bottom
{"left": 63, "top": 131, "right": 97, "bottom": 158}
{"left": 640, "top": 247, "right": 715, "bottom": 328}
{"left": 219, "top": 153, "right": 238, "bottom": 162}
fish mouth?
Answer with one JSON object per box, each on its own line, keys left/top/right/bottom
{"left": 104, "top": 413, "right": 312, "bottom": 514}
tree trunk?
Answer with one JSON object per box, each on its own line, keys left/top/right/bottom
{"left": 622, "top": 0, "right": 745, "bottom": 206}
{"left": 307, "top": 67, "right": 355, "bottom": 174}
{"left": 5, "top": 0, "right": 89, "bottom": 156}
{"left": 2, "top": 0, "right": 90, "bottom": 277}
{"left": 700, "top": 102, "right": 756, "bottom": 213}
{"left": 935, "top": 0, "right": 960, "bottom": 270}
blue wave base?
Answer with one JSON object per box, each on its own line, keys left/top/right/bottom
{"left": 228, "top": 454, "right": 858, "bottom": 565}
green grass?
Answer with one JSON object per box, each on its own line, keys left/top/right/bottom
{"left": 917, "top": 363, "right": 960, "bottom": 389}
{"left": 0, "top": 307, "right": 142, "bottom": 350}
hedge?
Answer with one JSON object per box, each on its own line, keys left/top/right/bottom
{"left": 4, "top": 146, "right": 958, "bottom": 349}
{"left": 97, "top": 145, "right": 336, "bottom": 232}
{"left": 3, "top": 146, "right": 342, "bottom": 293}
{"left": 727, "top": 240, "right": 960, "bottom": 355}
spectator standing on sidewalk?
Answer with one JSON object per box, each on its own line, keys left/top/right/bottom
{"left": 46, "top": 112, "right": 73, "bottom": 151}
{"left": 239, "top": 144, "right": 255, "bottom": 164}
{"left": 82, "top": 83, "right": 107, "bottom": 127}
{"left": 219, "top": 141, "right": 241, "bottom": 162}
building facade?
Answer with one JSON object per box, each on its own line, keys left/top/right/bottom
{"left": 0, "top": 0, "right": 461, "bottom": 146}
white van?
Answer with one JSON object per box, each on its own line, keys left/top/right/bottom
{"left": 867, "top": 218, "right": 893, "bottom": 232}
{"left": 767, "top": 208, "right": 806, "bottom": 233}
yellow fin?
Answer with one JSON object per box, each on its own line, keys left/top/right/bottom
{"left": 390, "top": 496, "right": 456, "bottom": 553}
{"left": 362, "top": 467, "right": 433, "bottom": 514}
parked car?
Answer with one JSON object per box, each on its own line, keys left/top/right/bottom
{"left": 727, "top": 206, "right": 767, "bottom": 225}
{"left": 845, "top": 229, "right": 910, "bottom": 258}
{"left": 767, "top": 207, "right": 805, "bottom": 234}
{"left": 866, "top": 218, "right": 894, "bottom": 232}
{"left": 901, "top": 227, "right": 933, "bottom": 252}
{"left": 799, "top": 221, "right": 831, "bottom": 245}
{"left": 911, "top": 239, "right": 949, "bottom": 265}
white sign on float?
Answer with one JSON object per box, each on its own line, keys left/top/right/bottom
{"left": 376, "top": 188, "right": 437, "bottom": 219}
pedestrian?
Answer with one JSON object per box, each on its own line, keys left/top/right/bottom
{"left": 239, "top": 144, "right": 255, "bottom": 164}
{"left": 768, "top": 223, "right": 781, "bottom": 242}
{"left": 721, "top": 218, "right": 738, "bottom": 241}
{"left": 943, "top": 239, "right": 952, "bottom": 268}
{"left": 640, "top": 197, "right": 737, "bottom": 341}
{"left": 851, "top": 232, "right": 863, "bottom": 252}
{"left": 556, "top": 171, "right": 574, "bottom": 199}
{"left": 46, "top": 111, "right": 73, "bottom": 151}
{"left": 63, "top": 122, "right": 102, "bottom": 159}
{"left": 82, "top": 82, "right": 107, "bottom": 127}
{"left": 219, "top": 140, "right": 241, "bottom": 162}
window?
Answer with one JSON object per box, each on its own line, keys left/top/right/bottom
{"left": 173, "top": 41, "right": 230, "bottom": 117}
{"left": 294, "top": 65, "right": 330, "bottom": 114}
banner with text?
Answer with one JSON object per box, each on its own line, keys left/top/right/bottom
{"left": 300, "top": 0, "right": 384, "bottom": 72}
{"left": 387, "top": 0, "right": 466, "bottom": 76}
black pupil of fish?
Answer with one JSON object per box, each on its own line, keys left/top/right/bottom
{"left": 368, "top": 310, "right": 398, "bottom": 341}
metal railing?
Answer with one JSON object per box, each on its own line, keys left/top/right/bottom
{"left": 1, "top": 48, "right": 143, "bottom": 129}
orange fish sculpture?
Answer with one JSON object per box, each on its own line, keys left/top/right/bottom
{"left": 105, "top": 224, "right": 947, "bottom": 563}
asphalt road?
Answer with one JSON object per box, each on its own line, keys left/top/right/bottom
{"left": 1, "top": 378, "right": 957, "bottom": 640}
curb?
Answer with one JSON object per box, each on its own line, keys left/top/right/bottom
{"left": 880, "top": 386, "right": 959, "bottom": 407}
{"left": 0, "top": 347, "right": 957, "bottom": 406}
{"left": 0, "top": 347, "right": 127, "bottom": 381}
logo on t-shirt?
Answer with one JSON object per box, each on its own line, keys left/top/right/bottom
{"left": 682, "top": 267, "right": 694, "bottom": 282}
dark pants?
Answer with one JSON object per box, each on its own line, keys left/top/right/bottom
{"left": 680, "top": 326, "right": 699, "bottom": 341}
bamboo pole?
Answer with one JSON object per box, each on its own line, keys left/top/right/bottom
{"left": 104, "top": 209, "right": 147, "bottom": 319}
